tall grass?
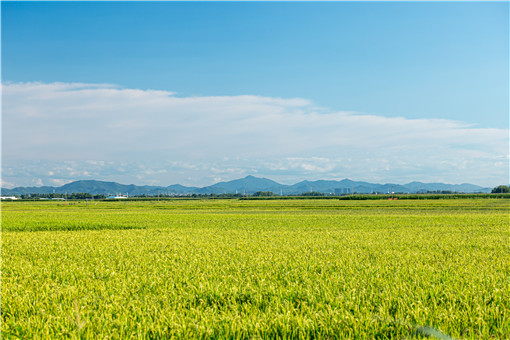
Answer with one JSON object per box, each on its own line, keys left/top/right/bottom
{"left": 2, "top": 199, "right": 509, "bottom": 338}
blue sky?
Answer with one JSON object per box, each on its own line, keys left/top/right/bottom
{"left": 2, "top": 1, "right": 509, "bottom": 188}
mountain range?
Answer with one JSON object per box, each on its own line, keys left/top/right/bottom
{"left": 1, "top": 176, "right": 492, "bottom": 196}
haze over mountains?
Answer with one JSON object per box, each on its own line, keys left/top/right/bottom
{"left": 1, "top": 176, "right": 491, "bottom": 196}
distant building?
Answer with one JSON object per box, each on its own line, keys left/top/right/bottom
{"left": 0, "top": 196, "right": 18, "bottom": 200}
{"left": 334, "top": 188, "right": 351, "bottom": 195}
{"left": 106, "top": 195, "right": 128, "bottom": 199}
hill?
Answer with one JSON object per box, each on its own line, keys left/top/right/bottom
{"left": 1, "top": 176, "right": 492, "bottom": 196}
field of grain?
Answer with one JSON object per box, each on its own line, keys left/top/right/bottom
{"left": 2, "top": 199, "right": 509, "bottom": 339}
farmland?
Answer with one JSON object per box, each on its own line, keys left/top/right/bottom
{"left": 1, "top": 198, "right": 509, "bottom": 339}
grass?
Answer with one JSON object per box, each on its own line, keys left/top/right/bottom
{"left": 2, "top": 199, "right": 509, "bottom": 338}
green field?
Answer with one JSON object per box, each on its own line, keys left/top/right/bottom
{"left": 2, "top": 199, "right": 509, "bottom": 339}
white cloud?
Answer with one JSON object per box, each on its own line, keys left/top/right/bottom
{"left": 50, "top": 178, "right": 73, "bottom": 186}
{"left": 1, "top": 179, "right": 16, "bottom": 189}
{"left": 2, "top": 82, "right": 508, "bottom": 187}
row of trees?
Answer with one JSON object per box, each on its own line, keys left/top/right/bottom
{"left": 492, "top": 185, "right": 510, "bottom": 193}
{"left": 19, "top": 193, "right": 106, "bottom": 199}
{"left": 9, "top": 186, "right": 510, "bottom": 199}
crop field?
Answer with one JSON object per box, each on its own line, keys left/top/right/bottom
{"left": 1, "top": 198, "right": 509, "bottom": 339}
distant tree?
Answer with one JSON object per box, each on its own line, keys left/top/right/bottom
{"left": 491, "top": 185, "right": 510, "bottom": 193}
{"left": 68, "top": 192, "right": 93, "bottom": 199}
{"left": 301, "top": 191, "right": 326, "bottom": 196}
{"left": 253, "top": 191, "right": 274, "bottom": 197}
{"left": 217, "top": 193, "right": 243, "bottom": 198}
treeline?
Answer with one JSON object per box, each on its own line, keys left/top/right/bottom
{"left": 6, "top": 188, "right": 510, "bottom": 201}
{"left": 492, "top": 185, "right": 510, "bottom": 193}
{"left": 19, "top": 193, "right": 106, "bottom": 200}
{"left": 242, "top": 193, "right": 510, "bottom": 200}
{"left": 135, "top": 193, "right": 245, "bottom": 199}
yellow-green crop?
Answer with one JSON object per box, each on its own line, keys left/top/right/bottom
{"left": 2, "top": 199, "right": 509, "bottom": 339}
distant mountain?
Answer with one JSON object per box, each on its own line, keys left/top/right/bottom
{"left": 0, "top": 180, "right": 164, "bottom": 196}
{"left": 287, "top": 179, "right": 410, "bottom": 195}
{"left": 1, "top": 176, "right": 492, "bottom": 196}
{"left": 166, "top": 184, "right": 199, "bottom": 194}
{"left": 201, "top": 175, "right": 285, "bottom": 194}
{"left": 60, "top": 180, "right": 158, "bottom": 195}
{"left": 402, "top": 181, "right": 488, "bottom": 193}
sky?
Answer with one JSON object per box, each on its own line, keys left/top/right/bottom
{"left": 1, "top": 1, "right": 509, "bottom": 188}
